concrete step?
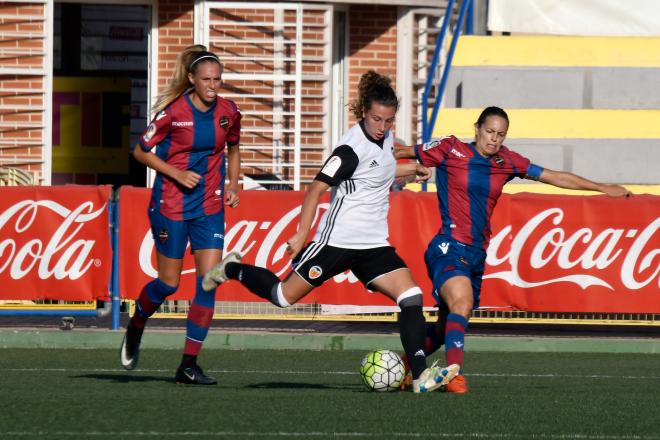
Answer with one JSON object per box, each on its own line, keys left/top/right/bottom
{"left": 444, "top": 67, "right": 660, "bottom": 109}
{"left": 427, "top": 108, "right": 660, "bottom": 184}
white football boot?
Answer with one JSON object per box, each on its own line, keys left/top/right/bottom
{"left": 412, "top": 362, "right": 460, "bottom": 393}
{"left": 202, "top": 251, "right": 242, "bottom": 291}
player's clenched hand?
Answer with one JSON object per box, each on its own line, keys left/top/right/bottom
{"left": 602, "top": 184, "right": 632, "bottom": 198}
{"left": 286, "top": 232, "right": 306, "bottom": 260}
{"left": 174, "top": 170, "right": 202, "bottom": 189}
{"left": 415, "top": 164, "right": 432, "bottom": 182}
{"left": 225, "top": 188, "right": 240, "bottom": 207}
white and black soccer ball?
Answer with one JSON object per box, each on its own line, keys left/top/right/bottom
{"left": 359, "top": 349, "right": 405, "bottom": 392}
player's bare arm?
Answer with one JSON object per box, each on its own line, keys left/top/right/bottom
{"left": 286, "top": 179, "right": 330, "bottom": 259}
{"left": 395, "top": 162, "right": 431, "bottom": 182}
{"left": 394, "top": 145, "right": 416, "bottom": 160}
{"left": 538, "top": 168, "right": 631, "bottom": 197}
{"left": 225, "top": 143, "right": 241, "bottom": 207}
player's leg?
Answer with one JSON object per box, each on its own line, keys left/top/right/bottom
{"left": 400, "top": 304, "right": 447, "bottom": 388}
{"left": 120, "top": 211, "right": 185, "bottom": 370}
{"left": 174, "top": 247, "right": 222, "bottom": 385}
{"left": 207, "top": 255, "right": 314, "bottom": 307}
{"left": 174, "top": 212, "right": 226, "bottom": 385}
{"left": 438, "top": 276, "right": 472, "bottom": 367}
{"left": 206, "top": 242, "right": 347, "bottom": 307}
{"left": 437, "top": 276, "right": 471, "bottom": 393}
{"left": 356, "top": 247, "right": 458, "bottom": 393}
{"left": 441, "top": 249, "right": 485, "bottom": 393}
{"left": 424, "top": 234, "right": 474, "bottom": 393}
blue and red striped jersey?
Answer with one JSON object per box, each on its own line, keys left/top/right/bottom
{"left": 415, "top": 135, "right": 543, "bottom": 250}
{"left": 139, "top": 93, "right": 241, "bottom": 221}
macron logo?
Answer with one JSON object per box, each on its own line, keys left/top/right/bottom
{"left": 369, "top": 160, "right": 379, "bottom": 168}
{"left": 439, "top": 242, "right": 449, "bottom": 254}
{"left": 454, "top": 341, "right": 464, "bottom": 348}
{"left": 414, "top": 350, "right": 425, "bottom": 357}
{"left": 450, "top": 148, "right": 465, "bottom": 158}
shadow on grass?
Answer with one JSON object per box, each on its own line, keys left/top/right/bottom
{"left": 71, "top": 373, "right": 172, "bottom": 384}
{"left": 248, "top": 382, "right": 362, "bottom": 391}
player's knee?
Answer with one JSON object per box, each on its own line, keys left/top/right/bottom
{"left": 448, "top": 301, "right": 472, "bottom": 319}
{"left": 396, "top": 286, "right": 423, "bottom": 308}
{"left": 269, "top": 282, "right": 292, "bottom": 308}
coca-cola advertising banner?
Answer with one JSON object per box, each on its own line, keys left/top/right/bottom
{"left": 119, "top": 187, "right": 660, "bottom": 313}
{"left": 0, "top": 186, "right": 113, "bottom": 300}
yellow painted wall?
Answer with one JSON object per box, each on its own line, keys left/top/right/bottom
{"left": 453, "top": 36, "right": 660, "bottom": 67}
{"left": 431, "top": 108, "right": 660, "bottom": 139}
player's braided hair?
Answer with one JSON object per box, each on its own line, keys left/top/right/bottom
{"left": 152, "top": 45, "right": 223, "bottom": 114}
{"left": 350, "top": 70, "right": 399, "bottom": 120}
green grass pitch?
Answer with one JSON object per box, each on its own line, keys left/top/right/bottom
{"left": 0, "top": 348, "right": 658, "bottom": 439}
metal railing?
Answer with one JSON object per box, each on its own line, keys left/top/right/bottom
{"left": 421, "top": 0, "right": 473, "bottom": 144}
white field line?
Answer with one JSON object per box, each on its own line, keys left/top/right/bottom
{"left": 1, "top": 367, "right": 660, "bottom": 380}
{"left": 3, "top": 431, "right": 660, "bottom": 439}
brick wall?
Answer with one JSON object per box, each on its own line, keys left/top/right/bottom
{"left": 157, "top": 0, "right": 195, "bottom": 91}
{"left": 156, "top": 2, "right": 403, "bottom": 188}
{"left": 2, "top": 0, "right": 403, "bottom": 187}
{"left": 0, "top": 2, "right": 48, "bottom": 184}
{"left": 347, "top": 5, "right": 398, "bottom": 126}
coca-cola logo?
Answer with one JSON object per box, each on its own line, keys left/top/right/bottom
{"left": 485, "top": 208, "right": 660, "bottom": 290}
{"left": 0, "top": 200, "right": 107, "bottom": 280}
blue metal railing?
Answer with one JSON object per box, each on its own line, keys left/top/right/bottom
{"left": 421, "top": 0, "right": 473, "bottom": 144}
{"left": 110, "top": 194, "right": 121, "bottom": 330}
{"left": 420, "top": 0, "right": 472, "bottom": 192}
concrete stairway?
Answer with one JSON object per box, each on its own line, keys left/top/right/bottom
{"left": 432, "top": 36, "right": 660, "bottom": 184}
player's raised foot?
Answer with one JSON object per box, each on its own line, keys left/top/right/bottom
{"left": 412, "top": 362, "right": 460, "bottom": 393}
{"left": 444, "top": 374, "right": 468, "bottom": 394}
{"left": 119, "top": 322, "right": 144, "bottom": 370}
{"left": 202, "top": 251, "right": 242, "bottom": 291}
{"left": 175, "top": 363, "right": 217, "bottom": 385}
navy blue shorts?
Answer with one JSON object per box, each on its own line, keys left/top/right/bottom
{"left": 424, "top": 234, "right": 486, "bottom": 309}
{"left": 148, "top": 208, "right": 224, "bottom": 259}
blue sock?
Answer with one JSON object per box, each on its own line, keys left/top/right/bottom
{"left": 184, "top": 276, "right": 216, "bottom": 356}
{"left": 131, "top": 278, "right": 177, "bottom": 328}
{"left": 445, "top": 313, "right": 468, "bottom": 372}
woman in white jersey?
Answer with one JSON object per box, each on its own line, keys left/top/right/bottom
{"left": 204, "top": 70, "right": 459, "bottom": 393}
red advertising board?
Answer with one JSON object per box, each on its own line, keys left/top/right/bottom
{"left": 0, "top": 186, "right": 112, "bottom": 300}
{"left": 118, "top": 187, "right": 660, "bottom": 313}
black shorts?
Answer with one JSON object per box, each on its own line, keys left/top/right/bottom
{"left": 292, "top": 242, "right": 408, "bottom": 288}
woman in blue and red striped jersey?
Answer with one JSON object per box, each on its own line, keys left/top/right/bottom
{"left": 397, "top": 106, "right": 630, "bottom": 393}
{"left": 119, "top": 45, "right": 241, "bottom": 385}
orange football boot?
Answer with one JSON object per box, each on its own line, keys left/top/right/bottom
{"left": 400, "top": 370, "right": 412, "bottom": 390}
{"left": 444, "top": 374, "right": 468, "bottom": 393}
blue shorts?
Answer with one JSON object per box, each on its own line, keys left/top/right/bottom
{"left": 148, "top": 209, "right": 224, "bottom": 259}
{"left": 424, "top": 234, "right": 486, "bottom": 309}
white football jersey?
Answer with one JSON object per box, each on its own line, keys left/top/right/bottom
{"left": 312, "top": 122, "right": 396, "bottom": 249}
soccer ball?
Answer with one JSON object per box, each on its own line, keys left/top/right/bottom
{"left": 359, "top": 349, "right": 405, "bottom": 392}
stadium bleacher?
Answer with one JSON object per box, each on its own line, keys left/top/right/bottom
{"left": 436, "top": 35, "right": 660, "bottom": 185}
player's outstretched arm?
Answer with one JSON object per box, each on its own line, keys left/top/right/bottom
{"left": 538, "top": 168, "right": 632, "bottom": 197}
